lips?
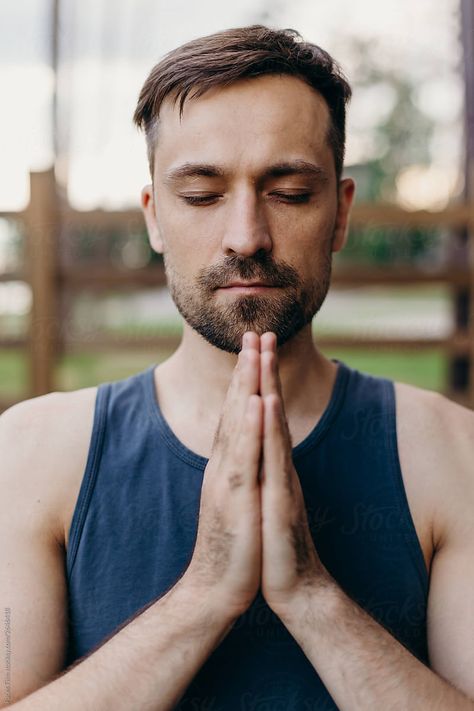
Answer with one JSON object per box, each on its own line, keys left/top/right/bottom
{"left": 220, "top": 282, "right": 278, "bottom": 288}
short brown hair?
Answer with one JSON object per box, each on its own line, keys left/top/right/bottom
{"left": 133, "top": 25, "right": 352, "bottom": 181}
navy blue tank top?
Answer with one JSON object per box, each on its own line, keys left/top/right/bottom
{"left": 65, "top": 359, "right": 430, "bottom": 710}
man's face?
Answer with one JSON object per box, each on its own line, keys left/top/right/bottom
{"left": 142, "top": 74, "right": 354, "bottom": 353}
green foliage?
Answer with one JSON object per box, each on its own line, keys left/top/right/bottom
{"left": 346, "top": 38, "right": 435, "bottom": 202}
{"left": 336, "top": 225, "right": 443, "bottom": 266}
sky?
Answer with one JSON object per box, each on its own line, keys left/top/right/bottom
{"left": 0, "top": 0, "right": 464, "bottom": 211}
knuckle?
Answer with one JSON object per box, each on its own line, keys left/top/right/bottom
{"left": 227, "top": 470, "right": 244, "bottom": 490}
{"left": 215, "top": 428, "right": 229, "bottom": 453}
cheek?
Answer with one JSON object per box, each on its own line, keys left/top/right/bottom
{"left": 267, "top": 196, "right": 337, "bottom": 236}
{"left": 268, "top": 209, "right": 336, "bottom": 265}
{"left": 158, "top": 200, "right": 223, "bottom": 254}
{"left": 161, "top": 233, "right": 211, "bottom": 285}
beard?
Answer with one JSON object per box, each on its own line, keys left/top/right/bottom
{"left": 163, "top": 246, "right": 332, "bottom": 354}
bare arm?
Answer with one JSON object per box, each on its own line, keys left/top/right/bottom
{"left": 10, "top": 578, "right": 237, "bottom": 711}
{"left": 277, "top": 579, "right": 474, "bottom": 711}
{"left": 271, "top": 389, "right": 474, "bottom": 710}
{"left": 1, "top": 334, "right": 263, "bottom": 709}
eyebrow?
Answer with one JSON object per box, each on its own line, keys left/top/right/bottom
{"left": 163, "top": 160, "right": 328, "bottom": 184}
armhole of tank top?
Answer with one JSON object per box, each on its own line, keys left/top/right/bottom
{"left": 384, "top": 379, "right": 430, "bottom": 596}
{"left": 66, "top": 382, "right": 111, "bottom": 580}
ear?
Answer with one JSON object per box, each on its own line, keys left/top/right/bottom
{"left": 332, "top": 178, "right": 355, "bottom": 253}
{"left": 141, "top": 184, "right": 164, "bottom": 254}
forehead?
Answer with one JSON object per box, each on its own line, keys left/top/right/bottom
{"left": 154, "top": 74, "right": 333, "bottom": 178}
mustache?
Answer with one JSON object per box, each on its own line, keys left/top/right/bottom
{"left": 197, "top": 251, "right": 299, "bottom": 291}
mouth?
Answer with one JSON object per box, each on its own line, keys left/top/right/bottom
{"left": 218, "top": 284, "right": 279, "bottom": 294}
{"left": 217, "top": 281, "right": 281, "bottom": 293}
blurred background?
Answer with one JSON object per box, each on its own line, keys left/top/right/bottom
{"left": 0, "top": 0, "right": 473, "bottom": 410}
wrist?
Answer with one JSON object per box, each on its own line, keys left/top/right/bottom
{"left": 177, "top": 572, "right": 249, "bottom": 627}
{"left": 271, "top": 574, "right": 342, "bottom": 630}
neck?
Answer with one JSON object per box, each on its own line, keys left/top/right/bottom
{"left": 155, "top": 322, "right": 338, "bottom": 432}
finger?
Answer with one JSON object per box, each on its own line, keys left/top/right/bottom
{"left": 216, "top": 334, "right": 260, "bottom": 449}
{"left": 260, "top": 331, "right": 276, "bottom": 354}
{"left": 263, "top": 394, "right": 293, "bottom": 491}
{"left": 236, "top": 394, "right": 263, "bottom": 488}
{"left": 260, "top": 349, "right": 275, "bottom": 399}
{"left": 259, "top": 331, "right": 275, "bottom": 397}
{"left": 242, "top": 330, "right": 261, "bottom": 352}
{"left": 226, "top": 332, "right": 260, "bottom": 403}
{"left": 260, "top": 334, "right": 283, "bottom": 401}
{"left": 239, "top": 331, "right": 261, "bottom": 399}
{"left": 237, "top": 343, "right": 260, "bottom": 397}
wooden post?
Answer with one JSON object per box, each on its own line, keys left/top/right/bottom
{"left": 25, "top": 169, "right": 60, "bottom": 396}
{"left": 468, "top": 243, "right": 474, "bottom": 408}
{"left": 461, "top": 0, "right": 474, "bottom": 407}
{"left": 448, "top": 0, "right": 474, "bottom": 407}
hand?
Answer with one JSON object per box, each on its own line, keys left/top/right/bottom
{"left": 183, "top": 332, "right": 263, "bottom": 618}
{"left": 259, "top": 332, "right": 334, "bottom": 615}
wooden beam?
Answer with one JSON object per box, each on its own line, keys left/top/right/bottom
{"left": 349, "top": 202, "right": 474, "bottom": 229}
{"left": 3, "top": 264, "right": 471, "bottom": 289}
{"left": 56, "top": 263, "right": 469, "bottom": 290}
{"left": 0, "top": 338, "right": 27, "bottom": 349}
{"left": 62, "top": 208, "right": 145, "bottom": 230}
{"left": 59, "top": 203, "right": 474, "bottom": 231}
{"left": 332, "top": 266, "right": 470, "bottom": 286}
{"left": 315, "top": 334, "right": 469, "bottom": 353}
{"left": 60, "top": 332, "right": 469, "bottom": 354}
{"left": 59, "top": 264, "right": 167, "bottom": 289}
{"left": 13, "top": 201, "right": 474, "bottom": 232}
{"left": 0, "top": 272, "right": 25, "bottom": 283}
{"left": 63, "top": 333, "right": 181, "bottom": 352}
{"left": 0, "top": 211, "right": 26, "bottom": 222}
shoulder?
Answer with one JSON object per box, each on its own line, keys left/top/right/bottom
{"left": 0, "top": 387, "right": 98, "bottom": 548}
{"left": 393, "top": 380, "right": 474, "bottom": 549}
{"left": 394, "top": 380, "right": 474, "bottom": 452}
{"left": 394, "top": 380, "right": 474, "bottom": 457}
{"left": 0, "top": 387, "right": 99, "bottom": 459}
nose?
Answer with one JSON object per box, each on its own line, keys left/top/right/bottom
{"left": 221, "top": 189, "right": 272, "bottom": 257}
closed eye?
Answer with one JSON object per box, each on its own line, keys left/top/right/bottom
{"left": 179, "top": 192, "right": 313, "bottom": 206}
{"left": 270, "top": 192, "right": 312, "bottom": 204}
{"left": 179, "top": 194, "right": 221, "bottom": 206}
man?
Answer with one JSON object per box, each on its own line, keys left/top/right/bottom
{"left": 1, "top": 24, "right": 473, "bottom": 711}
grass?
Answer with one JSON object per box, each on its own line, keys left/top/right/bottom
{"left": 322, "top": 347, "right": 446, "bottom": 391}
{"left": 0, "top": 346, "right": 447, "bottom": 403}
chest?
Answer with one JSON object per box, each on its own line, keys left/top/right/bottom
{"left": 61, "top": 390, "right": 435, "bottom": 584}
{"left": 65, "top": 422, "right": 433, "bottom": 670}
{"left": 159, "top": 406, "right": 435, "bottom": 581}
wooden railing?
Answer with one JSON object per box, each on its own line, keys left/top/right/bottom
{"left": 1, "top": 168, "right": 473, "bottom": 411}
